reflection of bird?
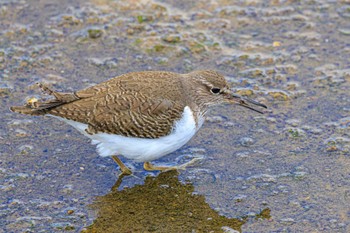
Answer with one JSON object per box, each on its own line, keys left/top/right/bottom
{"left": 10, "top": 70, "right": 266, "bottom": 175}
{"left": 85, "top": 170, "right": 246, "bottom": 232}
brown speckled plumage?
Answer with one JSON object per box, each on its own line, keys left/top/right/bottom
{"left": 10, "top": 70, "right": 268, "bottom": 174}
{"left": 10, "top": 70, "right": 232, "bottom": 139}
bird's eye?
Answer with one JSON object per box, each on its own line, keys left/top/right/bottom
{"left": 210, "top": 87, "right": 221, "bottom": 94}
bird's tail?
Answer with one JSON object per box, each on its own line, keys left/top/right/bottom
{"left": 10, "top": 83, "right": 80, "bottom": 116}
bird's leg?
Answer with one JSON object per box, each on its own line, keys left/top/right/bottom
{"left": 143, "top": 162, "right": 173, "bottom": 171}
{"left": 111, "top": 174, "right": 125, "bottom": 192}
{"left": 112, "top": 155, "right": 132, "bottom": 176}
{"left": 143, "top": 157, "right": 203, "bottom": 172}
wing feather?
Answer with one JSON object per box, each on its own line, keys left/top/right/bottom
{"left": 49, "top": 91, "right": 185, "bottom": 138}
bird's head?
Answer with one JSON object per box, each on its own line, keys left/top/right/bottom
{"left": 188, "top": 70, "right": 267, "bottom": 114}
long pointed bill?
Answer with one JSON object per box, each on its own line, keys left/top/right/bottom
{"left": 230, "top": 93, "right": 267, "bottom": 114}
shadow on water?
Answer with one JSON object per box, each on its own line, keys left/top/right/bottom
{"left": 83, "top": 170, "right": 246, "bottom": 233}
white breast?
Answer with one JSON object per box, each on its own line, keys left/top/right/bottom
{"left": 49, "top": 106, "right": 203, "bottom": 162}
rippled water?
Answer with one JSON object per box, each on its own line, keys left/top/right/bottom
{"left": 1, "top": 0, "right": 350, "bottom": 232}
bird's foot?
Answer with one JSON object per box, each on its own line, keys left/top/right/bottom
{"left": 173, "top": 157, "right": 203, "bottom": 171}
{"left": 143, "top": 157, "right": 203, "bottom": 172}
{"left": 112, "top": 155, "right": 132, "bottom": 176}
{"left": 119, "top": 168, "right": 132, "bottom": 177}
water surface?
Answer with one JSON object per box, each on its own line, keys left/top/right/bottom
{"left": 1, "top": 0, "right": 350, "bottom": 232}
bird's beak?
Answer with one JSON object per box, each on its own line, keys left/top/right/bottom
{"left": 227, "top": 92, "right": 267, "bottom": 114}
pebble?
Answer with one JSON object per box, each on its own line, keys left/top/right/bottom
{"left": 0, "top": 85, "right": 11, "bottom": 97}
{"left": 206, "top": 115, "right": 226, "bottom": 123}
{"left": 162, "top": 34, "right": 181, "bottom": 43}
{"left": 280, "top": 217, "right": 295, "bottom": 225}
{"left": 136, "top": 15, "right": 154, "bottom": 23}
{"left": 0, "top": 184, "right": 15, "bottom": 191}
{"left": 88, "top": 57, "right": 119, "bottom": 68}
{"left": 338, "top": 28, "right": 350, "bottom": 36}
{"left": 293, "top": 171, "right": 308, "bottom": 180}
{"left": 15, "top": 129, "right": 29, "bottom": 137}
{"left": 268, "top": 90, "right": 290, "bottom": 101}
{"left": 288, "top": 200, "right": 301, "bottom": 207}
{"left": 247, "top": 174, "right": 277, "bottom": 183}
{"left": 235, "top": 151, "right": 250, "bottom": 158}
{"left": 61, "top": 184, "right": 74, "bottom": 194}
{"left": 154, "top": 56, "right": 169, "bottom": 64}
{"left": 18, "top": 144, "right": 34, "bottom": 154}
{"left": 337, "top": 5, "right": 350, "bottom": 18}
{"left": 233, "top": 194, "right": 247, "bottom": 202}
{"left": 247, "top": 212, "right": 257, "bottom": 217}
{"left": 185, "top": 147, "right": 206, "bottom": 154}
{"left": 222, "top": 121, "right": 236, "bottom": 127}
{"left": 87, "top": 28, "right": 103, "bottom": 39}
{"left": 14, "top": 173, "right": 30, "bottom": 179}
{"left": 302, "top": 125, "right": 323, "bottom": 134}
{"left": 286, "top": 119, "right": 300, "bottom": 127}
{"left": 285, "top": 127, "right": 306, "bottom": 138}
{"left": 221, "top": 227, "right": 239, "bottom": 233}
{"left": 67, "top": 209, "right": 74, "bottom": 215}
{"left": 44, "top": 74, "right": 67, "bottom": 84}
{"left": 235, "top": 89, "right": 254, "bottom": 96}
{"left": 51, "top": 222, "right": 75, "bottom": 230}
{"left": 265, "top": 117, "right": 277, "bottom": 123}
{"left": 239, "top": 137, "right": 255, "bottom": 147}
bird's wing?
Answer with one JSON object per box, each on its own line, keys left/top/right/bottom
{"left": 11, "top": 72, "right": 188, "bottom": 138}
{"left": 49, "top": 90, "right": 186, "bottom": 139}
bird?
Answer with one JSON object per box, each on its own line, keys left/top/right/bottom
{"left": 10, "top": 70, "right": 267, "bottom": 176}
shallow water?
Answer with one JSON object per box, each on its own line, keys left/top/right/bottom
{"left": 1, "top": 0, "right": 350, "bottom": 232}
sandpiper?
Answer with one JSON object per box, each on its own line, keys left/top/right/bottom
{"left": 10, "top": 70, "right": 267, "bottom": 176}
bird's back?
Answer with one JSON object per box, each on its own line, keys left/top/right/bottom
{"left": 11, "top": 71, "right": 190, "bottom": 139}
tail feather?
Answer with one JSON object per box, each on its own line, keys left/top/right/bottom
{"left": 10, "top": 83, "right": 80, "bottom": 116}
{"left": 10, "top": 105, "right": 47, "bottom": 116}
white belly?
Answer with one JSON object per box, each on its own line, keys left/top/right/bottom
{"left": 49, "top": 106, "right": 203, "bottom": 162}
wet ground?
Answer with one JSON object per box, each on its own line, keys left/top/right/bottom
{"left": 1, "top": 0, "right": 350, "bottom": 232}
